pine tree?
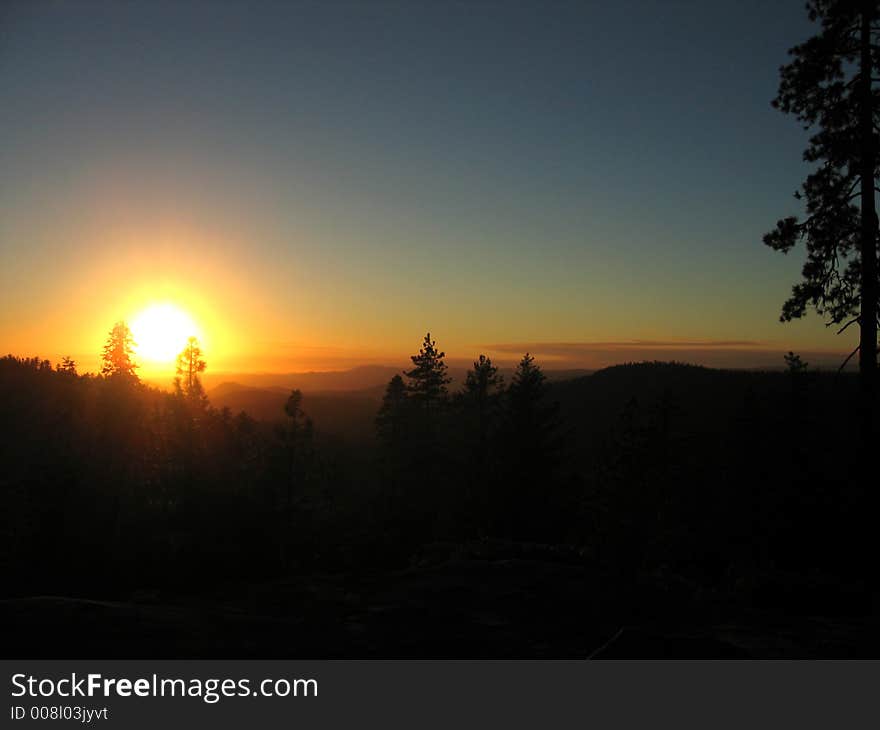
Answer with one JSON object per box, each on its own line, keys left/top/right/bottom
{"left": 278, "top": 389, "right": 313, "bottom": 568}
{"left": 463, "top": 355, "right": 504, "bottom": 412}
{"left": 461, "top": 354, "right": 504, "bottom": 458}
{"left": 100, "top": 321, "right": 138, "bottom": 379}
{"left": 507, "top": 353, "right": 549, "bottom": 427}
{"left": 174, "top": 336, "right": 207, "bottom": 401}
{"left": 58, "top": 356, "right": 77, "bottom": 375}
{"left": 376, "top": 374, "right": 412, "bottom": 510}
{"left": 283, "top": 389, "right": 313, "bottom": 440}
{"left": 764, "top": 0, "right": 879, "bottom": 444}
{"left": 458, "top": 355, "right": 505, "bottom": 535}
{"left": 502, "top": 353, "right": 562, "bottom": 537}
{"left": 404, "top": 332, "right": 451, "bottom": 418}
{"left": 506, "top": 353, "right": 560, "bottom": 459}
{"left": 376, "top": 374, "right": 409, "bottom": 448}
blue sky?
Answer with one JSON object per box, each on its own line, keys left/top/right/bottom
{"left": 1, "top": 0, "right": 849, "bottom": 371}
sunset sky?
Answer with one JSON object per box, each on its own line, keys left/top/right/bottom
{"left": 0, "top": 0, "right": 855, "bottom": 378}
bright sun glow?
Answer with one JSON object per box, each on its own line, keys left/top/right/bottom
{"left": 130, "top": 304, "right": 201, "bottom": 363}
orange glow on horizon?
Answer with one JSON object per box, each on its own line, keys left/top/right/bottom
{"left": 0, "top": 214, "right": 857, "bottom": 378}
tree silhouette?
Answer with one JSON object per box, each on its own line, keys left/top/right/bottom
{"left": 506, "top": 354, "right": 561, "bottom": 459}
{"left": 507, "top": 353, "right": 548, "bottom": 420}
{"left": 1, "top": 348, "right": 874, "bottom": 654}
{"left": 100, "top": 321, "right": 138, "bottom": 379}
{"left": 376, "top": 374, "right": 409, "bottom": 449}
{"left": 460, "top": 356, "right": 504, "bottom": 464}
{"left": 376, "top": 374, "right": 411, "bottom": 517}
{"left": 404, "top": 332, "right": 451, "bottom": 418}
{"left": 458, "top": 355, "right": 505, "bottom": 535}
{"left": 283, "top": 389, "right": 312, "bottom": 436}
{"left": 462, "top": 355, "right": 504, "bottom": 420}
{"left": 280, "top": 389, "right": 313, "bottom": 482}
{"left": 58, "top": 356, "right": 77, "bottom": 375}
{"left": 763, "top": 0, "right": 879, "bottom": 443}
{"left": 501, "top": 353, "right": 562, "bottom": 538}
{"left": 175, "top": 336, "right": 207, "bottom": 401}
{"left": 784, "top": 351, "right": 809, "bottom": 375}
{"left": 278, "top": 389, "right": 313, "bottom": 569}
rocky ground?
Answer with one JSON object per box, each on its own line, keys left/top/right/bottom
{"left": 2, "top": 557, "right": 875, "bottom": 658}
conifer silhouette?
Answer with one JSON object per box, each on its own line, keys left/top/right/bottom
{"left": 58, "top": 356, "right": 77, "bottom": 375}
{"left": 376, "top": 374, "right": 409, "bottom": 448}
{"left": 404, "top": 332, "right": 451, "bottom": 418}
{"left": 764, "top": 0, "right": 879, "bottom": 447}
{"left": 279, "top": 388, "right": 313, "bottom": 568}
{"left": 175, "top": 336, "right": 207, "bottom": 402}
{"left": 460, "top": 354, "right": 504, "bottom": 466}
{"left": 501, "top": 353, "right": 562, "bottom": 538}
{"left": 100, "top": 321, "right": 138, "bottom": 379}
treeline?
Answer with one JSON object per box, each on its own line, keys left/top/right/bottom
{"left": 0, "top": 326, "right": 871, "bottom": 616}
{"left": 1, "top": 352, "right": 298, "bottom": 591}
{"left": 0, "top": 327, "right": 572, "bottom": 593}
{"left": 1, "top": 322, "right": 327, "bottom": 592}
{"left": 373, "top": 334, "right": 569, "bottom": 547}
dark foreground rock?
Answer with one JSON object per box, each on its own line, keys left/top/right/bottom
{"left": 1, "top": 558, "right": 875, "bottom": 658}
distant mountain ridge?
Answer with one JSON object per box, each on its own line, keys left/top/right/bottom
{"left": 201, "top": 365, "right": 403, "bottom": 393}
{"left": 206, "top": 360, "right": 858, "bottom": 449}
{"left": 201, "top": 364, "right": 594, "bottom": 394}
{"left": 205, "top": 365, "right": 593, "bottom": 438}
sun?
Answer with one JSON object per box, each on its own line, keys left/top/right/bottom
{"left": 130, "top": 303, "right": 201, "bottom": 364}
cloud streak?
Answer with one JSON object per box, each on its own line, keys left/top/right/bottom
{"left": 479, "top": 340, "right": 852, "bottom": 370}
{"left": 484, "top": 339, "right": 766, "bottom": 353}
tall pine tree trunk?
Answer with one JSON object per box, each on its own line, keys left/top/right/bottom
{"left": 859, "top": 2, "right": 878, "bottom": 449}
{"left": 859, "top": 1, "right": 880, "bottom": 616}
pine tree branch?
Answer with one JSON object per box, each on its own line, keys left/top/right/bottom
{"left": 836, "top": 315, "right": 860, "bottom": 334}
{"left": 838, "top": 344, "right": 860, "bottom": 373}
{"left": 846, "top": 175, "right": 862, "bottom": 198}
